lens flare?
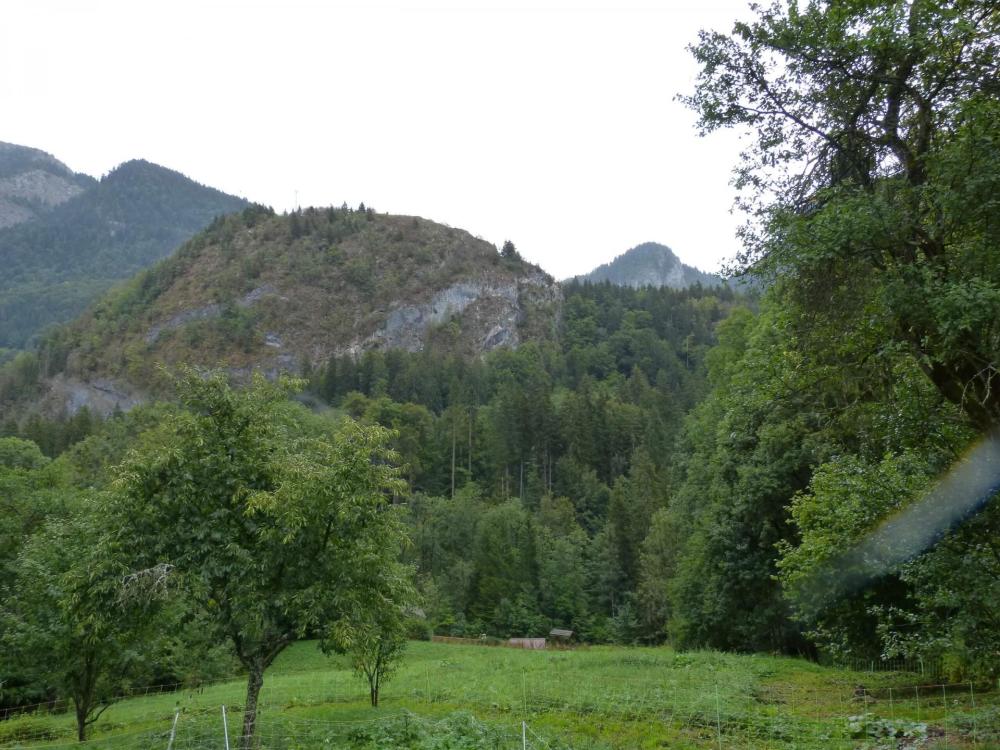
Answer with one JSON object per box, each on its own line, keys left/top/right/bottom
{"left": 802, "top": 431, "right": 1000, "bottom": 603}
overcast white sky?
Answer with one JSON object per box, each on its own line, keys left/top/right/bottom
{"left": 2, "top": 0, "right": 754, "bottom": 280}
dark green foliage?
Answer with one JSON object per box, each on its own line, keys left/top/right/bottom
{"left": 1, "top": 501, "right": 168, "bottom": 741}
{"left": 606, "top": 449, "right": 668, "bottom": 593}
{"left": 660, "top": 0, "right": 1000, "bottom": 670}
{"left": 686, "top": 0, "right": 1000, "bottom": 430}
{"left": 314, "top": 282, "right": 735, "bottom": 500}
{"left": 468, "top": 500, "right": 540, "bottom": 631}
{"left": 500, "top": 239, "right": 520, "bottom": 260}
{"left": 0, "top": 352, "right": 42, "bottom": 405}
{"left": 0, "top": 404, "right": 100, "bottom": 458}
{"left": 314, "top": 283, "right": 745, "bottom": 642}
{"left": 652, "top": 306, "right": 818, "bottom": 652}
{"left": 0, "top": 402, "right": 258, "bottom": 718}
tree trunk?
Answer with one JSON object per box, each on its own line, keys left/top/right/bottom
{"left": 75, "top": 701, "right": 88, "bottom": 742}
{"left": 370, "top": 667, "right": 380, "bottom": 707}
{"left": 240, "top": 667, "right": 265, "bottom": 750}
{"left": 73, "top": 659, "right": 97, "bottom": 742}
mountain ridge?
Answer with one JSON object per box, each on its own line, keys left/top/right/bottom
{"left": 574, "top": 242, "right": 722, "bottom": 289}
{"left": 0, "top": 141, "right": 94, "bottom": 229}
{"left": 0, "top": 152, "right": 248, "bottom": 348}
{"left": 29, "top": 205, "right": 561, "bottom": 415}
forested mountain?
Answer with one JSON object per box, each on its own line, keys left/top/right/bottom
{"left": 0, "top": 197, "right": 743, "bottom": 646}
{"left": 0, "top": 142, "right": 93, "bottom": 229}
{"left": 0, "top": 199, "right": 745, "bottom": 668}
{"left": 0, "top": 157, "right": 247, "bottom": 348}
{"left": 3, "top": 205, "right": 561, "bottom": 415}
{"left": 575, "top": 242, "right": 722, "bottom": 289}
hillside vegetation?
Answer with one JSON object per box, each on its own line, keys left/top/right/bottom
{"left": 1, "top": 0, "right": 1000, "bottom": 746}
{"left": 25, "top": 205, "right": 559, "bottom": 405}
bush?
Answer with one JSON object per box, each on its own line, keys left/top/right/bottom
{"left": 405, "top": 617, "right": 432, "bottom": 641}
{"left": 0, "top": 716, "right": 61, "bottom": 744}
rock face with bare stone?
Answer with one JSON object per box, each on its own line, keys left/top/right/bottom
{"left": 0, "top": 142, "right": 93, "bottom": 228}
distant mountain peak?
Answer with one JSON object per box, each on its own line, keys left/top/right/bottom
{"left": 574, "top": 242, "right": 722, "bottom": 289}
{"left": 0, "top": 141, "right": 76, "bottom": 179}
{"left": 0, "top": 145, "right": 249, "bottom": 348}
{"left": 104, "top": 158, "right": 172, "bottom": 179}
{"left": 0, "top": 142, "right": 94, "bottom": 230}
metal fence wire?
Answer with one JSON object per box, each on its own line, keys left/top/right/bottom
{"left": 0, "top": 666, "right": 996, "bottom": 749}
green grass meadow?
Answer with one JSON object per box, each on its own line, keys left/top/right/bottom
{"left": 1, "top": 641, "right": 997, "bottom": 748}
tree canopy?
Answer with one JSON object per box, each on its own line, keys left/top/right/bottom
{"left": 686, "top": 0, "right": 1000, "bottom": 430}
{"left": 668, "top": 0, "right": 1000, "bottom": 669}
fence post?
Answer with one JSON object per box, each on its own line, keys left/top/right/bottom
{"left": 222, "top": 705, "right": 230, "bottom": 750}
{"left": 715, "top": 682, "right": 723, "bottom": 750}
{"left": 166, "top": 709, "right": 179, "bottom": 750}
{"left": 862, "top": 687, "right": 870, "bottom": 739}
{"left": 970, "top": 681, "right": 977, "bottom": 747}
{"left": 888, "top": 687, "right": 894, "bottom": 723}
{"left": 522, "top": 670, "right": 528, "bottom": 719}
{"left": 522, "top": 720, "right": 527, "bottom": 750}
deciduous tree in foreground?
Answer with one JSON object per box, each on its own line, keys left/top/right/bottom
{"left": 108, "top": 371, "right": 410, "bottom": 749}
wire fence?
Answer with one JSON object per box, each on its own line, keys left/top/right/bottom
{"left": 0, "top": 708, "right": 533, "bottom": 750}
{"left": 826, "top": 656, "right": 944, "bottom": 678}
{"left": 1, "top": 657, "right": 996, "bottom": 748}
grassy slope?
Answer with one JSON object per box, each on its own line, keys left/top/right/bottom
{"left": 2, "top": 641, "right": 996, "bottom": 749}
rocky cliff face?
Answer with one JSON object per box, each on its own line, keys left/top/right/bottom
{"left": 356, "top": 272, "right": 557, "bottom": 355}
{"left": 37, "top": 206, "right": 561, "bottom": 415}
{"left": 44, "top": 374, "right": 145, "bottom": 416}
{"left": 0, "top": 142, "right": 93, "bottom": 228}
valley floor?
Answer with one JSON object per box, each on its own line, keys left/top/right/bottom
{"left": 1, "top": 641, "right": 997, "bottom": 749}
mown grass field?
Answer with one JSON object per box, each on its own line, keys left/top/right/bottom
{"left": 1, "top": 640, "right": 997, "bottom": 748}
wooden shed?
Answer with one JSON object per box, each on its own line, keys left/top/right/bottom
{"left": 549, "top": 628, "right": 574, "bottom": 644}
